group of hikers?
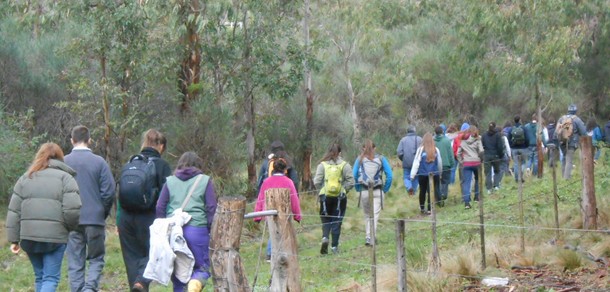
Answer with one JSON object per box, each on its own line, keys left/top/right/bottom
{"left": 5, "top": 104, "right": 610, "bottom": 291}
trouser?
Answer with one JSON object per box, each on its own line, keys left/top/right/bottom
{"left": 28, "top": 244, "right": 67, "bottom": 292}
{"left": 67, "top": 225, "right": 106, "bottom": 292}
{"left": 402, "top": 167, "right": 419, "bottom": 193}
{"left": 418, "top": 174, "right": 440, "bottom": 211}
{"left": 171, "top": 225, "right": 211, "bottom": 292}
{"left": 320, "top": 195, "right": 347, "bottom": 248}
{"left": 461, "top": 165, "right": 480, "bottom": 204}
{"left": 560, "top": 145, "right": 577, "bottom": 179}
{"left": 449, "top": 158, "right": 458, "bottom": 184}
{"left": 360, "top": 188, "right": 383, "bottom": 240}
{"left": 512, "top": 149, "right": 529, "bottom": 182}
{"left": 484, "top": 155, "right": 502, "bottom": 190}
{"left": 117, "top": 210, "right": 155, "bottom": 289}
{"left": 439, "top": 168, "right": 451, "bottom": 200}
{"left": 526, "top": 146, "right": 539, "bottom": 175}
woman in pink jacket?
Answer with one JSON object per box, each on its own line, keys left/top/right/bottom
{"left": 254, "top": 157, "right": 302, "bottom": 261}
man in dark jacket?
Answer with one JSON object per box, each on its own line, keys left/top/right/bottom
{"left": 434, "top": 126, "right": 454, "bottom": 204}
{"left": 397, "top": 125, "right": 422, "bottom": 195}
{"left": 64, "top": 125, "right": 115, "bottom": 292}
{"left": 508, "top": 116, "right": 529, "bottom": 182}
{"left": 481, "top": 122, "right": 505, "bottom": 194}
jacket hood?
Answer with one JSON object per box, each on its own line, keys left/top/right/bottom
{"left": 49, "top": 159, "right": 76, "bottom": 176}
{"left": 433, "top": 135, "right": 445, "bottom": 142}
{"left": 175, "top": 167, "right": 203, "bottom": 181}
{"left": 464, "top": 136, "right": 479, "bottom": 144}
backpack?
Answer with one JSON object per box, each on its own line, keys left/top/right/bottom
{"left": 556, "top": 115, "right": 574, "bottom": 143}
{"left": 118, "top": 154, "right": 159, "bottom": 212}
{"left": 322, "top": 161, "right": 347, "bottom": 197}
{"left": 359, "top": 156, "right": 383, "bottom": 187}
{"left": 510, "top": 126, "right": 526, "bottom": 147}
{"left": 546, "top": 124, "right": 557, "bottom": 144}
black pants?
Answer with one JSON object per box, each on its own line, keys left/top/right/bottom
{"left": 319, "top": 195, "right": 347, "bottom": 247}
{"left": 418, "top": 175, "right": 440, "bottom": 211}
{"left": 117, "top": 209, "right": 155, "bottom": 289}
{"left": 484, "top": 155, "right": 501, "bottom": 190}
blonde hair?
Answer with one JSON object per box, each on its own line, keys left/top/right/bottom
{"left": 27, "top": 143, "right": 64, "bottom": 178}
{"left": 422, "top": 133, "right": 436, "bottom": 163}
{"left": 141, "top": 129, "right": 167, "bottom": 150}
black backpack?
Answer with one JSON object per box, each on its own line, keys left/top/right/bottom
{"left": 118, "top": 154, "right": 159, "bottom": 212}
{"left": 510, "top": 126, "right": 526, "bottom": 147}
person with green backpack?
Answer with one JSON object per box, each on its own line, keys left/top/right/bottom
{"left": 313, "top": 143, "right": 355, "bottom": 255}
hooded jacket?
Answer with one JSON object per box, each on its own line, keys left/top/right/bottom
{"left": 397, "top": 132, "right": 422, "bottom": 169}
{"left": 481, "top": 129, "right": 505, "bottom": 158}
{"left": 6, "top": 159, "right": 81, "bottom": 244}
{"left": 433, "top": 134, "right": 455, "bottom": 169}
{"left": 457, "top": 135, "right": 484, "bottom": 166}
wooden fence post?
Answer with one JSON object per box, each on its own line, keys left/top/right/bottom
{"left": 580, "top": 136, "right": 597, "bottom": 230}
{"left": 395, "top": 220, "right": 407, "bottom": 292}
{"left": 428, "top": 173, "right": 441, "bottom": 273}
{"left": 265, "top": 188, "right": 301, "bottom": 292}
{"left": 478, "top": 165, "right": 486, "bottom": 270}
{"left": 517, "top": 153, "right": 525, "bottom": 253}
{"left": 367, "top": 182, "right": 377, "bottom": 292}
{"left": 549, "top": 145, "right": 560, "bottom": 240}
{"left": 210, "top": 196, "right": 250, "bottom": 292}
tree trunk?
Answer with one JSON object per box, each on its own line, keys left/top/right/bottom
{"left": 242, "top": 11, "right": 258, "bottom": 195}
{"left": 101, "top": 55, "right": 111, "bottom": 162}
{"left": 345, "top": 66, "right": 361, "bottom": 146}
{"left": 301, "top": 0, "right": 314, "bottom": 191}
{"left": 179, "top": 0, "right": 203, "bottom": 114}
{"left": 535, "top": 84, "right": 544, "bottom": 178}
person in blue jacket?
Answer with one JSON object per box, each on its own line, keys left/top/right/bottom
{"left": 586, "top": 118, "right": 603, "bottom": 162}
{"left": 353, "top": 139, "right": 392, "bottom": 246}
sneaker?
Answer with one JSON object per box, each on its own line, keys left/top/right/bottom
{"left": 131, "top": 282, "right": 146, "bottom": 292}
{"left": 266, "top": 254, "right": 271, "bottom": 263}
{"left": 525, "top": 168, "right": 531, "bottom": 177}
{"left": 494, "top": 186, "right": 500, "bottom": 192}
{"left": 320, "top": 237, "right": 329, "bottom": 255}
{"left": 187, "top": 279, "right": 204, "bottom": 292}
{"left": 487, "top": 189, "right": 492, "bottom": 195}
{"left": 465, "top": 203, "right": 471, "bottom": 209}
{"left": 365, "top": 237, "right": 372, "bottom": 246}
{"left": 331, "top": 246, "right": 339, "bottom": 254}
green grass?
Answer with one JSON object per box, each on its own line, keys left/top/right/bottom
{"left": 1, "top": 149, "right": 609, "bottom": 291}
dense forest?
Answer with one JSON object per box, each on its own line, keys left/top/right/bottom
{"left": 1, "top": 0, "right": 609, "bottom": 200}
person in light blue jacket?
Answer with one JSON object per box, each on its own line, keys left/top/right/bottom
{"left": 354, "top": 139, "right": 392, "bottom": 246}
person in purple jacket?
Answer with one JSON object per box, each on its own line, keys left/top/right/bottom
{"left": 156, "top": 151, "right": 217, "bottom": 292}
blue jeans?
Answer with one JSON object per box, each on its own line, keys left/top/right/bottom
{"left": 27, "top": 244, "right": 67, "bottom": 292}
{"left": 403, "top": 168, "right": 419, "bottom": 192}
{"left": 526, "top": 146, "right": 538, "bottom": 175}
{"left": 449, "top": 159, "right": 458, "bottom": 184}
{"left": 512, "top": 149, "right": 529, "bottom": 181}
{"left": 461, "top": 165, "right": 479, "bottom": 204}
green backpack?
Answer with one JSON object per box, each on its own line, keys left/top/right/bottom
{"left": 322, "top": 161, "right": 347, "bottom": 197}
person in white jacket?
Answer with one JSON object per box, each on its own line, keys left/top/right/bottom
{"left": 410, "top": 133, "right": 443, "bottom": 214}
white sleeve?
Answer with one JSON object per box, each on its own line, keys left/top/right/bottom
{"left": 410, "top": 147, "right": 423, "bottom": 179}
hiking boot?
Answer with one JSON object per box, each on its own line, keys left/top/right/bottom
{"left": 331, "top": 246, "right": 339, "bottom": 254}
{"left": 365, "top": 237, "right": 372, "bottom": 246}
{"left": 465, "top": 203, "right": 471, "bottom": 209}
{"left": 408, "top": 188, "right": 414, "bottom": 196}
{"left": 320, "top": 237, "right": 329, "bottom": 255}
{"left": 187, "top": 279, "right": 204, "bottom": 292}
{"left": 131, "top": 282, "right": 146, "bottom": 292}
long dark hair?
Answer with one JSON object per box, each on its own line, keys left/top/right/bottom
{"left": 272, "top": 157, "right": 288, "bottom": 174}
{"left": 175, "top": 151, "right": 204, "bottom": 173}
{"left": 586, "top": 118, "right": 598, "bottom": 132}
{"left": 320, "top": 143, "right": 341, "bottom": 162}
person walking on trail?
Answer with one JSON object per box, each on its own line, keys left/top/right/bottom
{"left": 117, "top": 129, "right": 172, "bottom": 292}
{"left": 354, "top": 139, "right": 393, "bottom": 246}
{"left": 253, "top": 158, "right": 302, "bottom": 259}
{"left": 396, "top": 125, "right": 421, "bottom": 196}
{"left": 6, "top": 143, "right": 82, "bottom": 292}
{"left": 498, "top": 126, "right": 512, "bottom": 185}
{"left": 64, "top": 126, "right": 116, "bottom": 292}
{"left": 586, "top": 118, "right": 603, "bottom": 162}
{"left": 313, "top": 143, "right": 355, "bottom": 255}
{"left": 433, "top": 126, "right": 454, "bottom": 205}
{"left": 445, "top": 124, "right": 460, "bottom": 185}
{"left": 481, "top": 122, "right": 505, "bottom": 194}
{"left": 457, "top": 126, "right": 484, "bottom": 209}
{"left": 452, "top": 123, "right": 471, "bottom": 186}
{"left": 411, "top": 133, "right": 443, "bottom": 214}
{"left": 508, "top": 116, "right": 529, "bottom": 183}
{"left": 524, "top": 114, "right": 540, "bottom": 177}
{"left": 155, "top": 152, "right": 217, "bottom": 292}
{"left": 256, "top": 140, "right": 299, "bottom": 261}
{"left": 257, "top": 140, "right": 299, "bottom": 193}
{"left": 555, "top": 104, "right": 587, "bottom": 179}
